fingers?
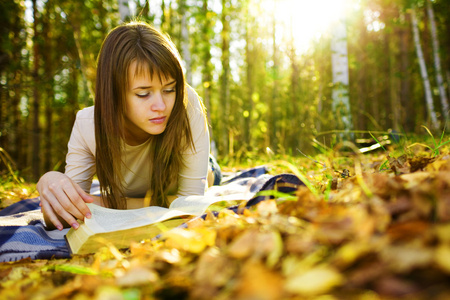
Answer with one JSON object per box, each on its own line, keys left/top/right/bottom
{"left": 41, "top": 186, "right": 81, "bottom": 230}
{"left": 47, "top": 180, "right": 86, "bottom": 220}
{"left": 74, "top": 183, "right": 94, "bottom": 204}
{"left": 37, "top": 171, "right": 92, "bottom": 230}
{"left": 41, "top": 198, "right": 74, "bottom": 231}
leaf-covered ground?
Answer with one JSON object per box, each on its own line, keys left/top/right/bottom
{"left": 1, "top": 137, "right": 450, "bottom": 299}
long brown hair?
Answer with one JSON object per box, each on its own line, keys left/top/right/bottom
{"left": 94, "top": 21, "right": 193, "bottom": 209}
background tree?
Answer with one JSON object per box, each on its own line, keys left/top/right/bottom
{"left": 411, "top": 6, "right": 439, "bottom": 129}
{"left": 426, "top": 0, "right": 449, "bottom": 120}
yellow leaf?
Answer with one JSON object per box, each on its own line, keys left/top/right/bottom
{"left": 163, "top": 227, "right": 216, "bottom": 254}
{"left": 116, "top": 267, "right": 158, "bottom": 287}
{"left": 381, "top": 245, "right": 433, "bottom": 273}
{"left": 266, "top": 230, "right": 283, "bottom": 268}
{"left": 227, "top": 228, "right": 257, "bottom": 259}
{"left": 333, "top": 241, "right": 371, "bottom": 268}
{"left": 285, "top": 266, "right": 343, "bottom": 295}
{"left": 435, "top": 224, "right": 450, "bottom": 243}
{"left": 435, "top": 245, "right": 450, "bottom": 273}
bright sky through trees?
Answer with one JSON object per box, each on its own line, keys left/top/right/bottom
{"left": 273, "top": 0, "right": 351, "bottom": 53}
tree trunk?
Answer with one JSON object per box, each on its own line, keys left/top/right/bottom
{"left": 60, "top": 1, "right": 96, "bottom": 97}
{"left": 287, "top": 14, "right": 299, "bottom": 150}
{"left": 219, "top": 0, "right": 230, "bottom": 156}
{"left": 356, "top": 10, "right": 368, "bottom": 132}
{"left": 31, "top": 0, "right": 41, "bottom": 180}
{"left": 118, "top": 0, "right": 131, "bottom": 21}
{"left": 331, "top": 15, "right": 353, "bottom": 138}
{"left": 399, "top": 11, "right": 414, "bottom": 132}
{"left": 426, "top": 0, "right": 449, "bottom": 120}
{"left": 411, "top": 7, "right": 439, "bottom": 129}
{"left": 244, "top": 0, "right": 254, "bottom": 152}
{"left": 0, "top": 73, "right": 4, "bottom": 151}
{"left": 179, "top": 0, "right": 192, "bottom": 84}
{"left": 381, "top": 7, "right": 395, "bottom": 130}
{"left": 42, "top": 0, "right": 54, "bottom": 172}
{"left": 12, "top": 7, "right": 24, "bottom": 169}
{"left": 269, "top": 0, "right": 278, "bottom": 151}
{"left": 201, "top": 0, "right": 215, "bottom": 154}
{"left": 161, "top": 0, "right": 166, "bottom": 28}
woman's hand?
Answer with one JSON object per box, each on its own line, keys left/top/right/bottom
{"left": 37, "top": 171, "right": 94, "bottom": 231}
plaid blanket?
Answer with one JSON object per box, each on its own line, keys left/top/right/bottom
{"left": 0, "top": 197, "right": 70, "bottom": 262}
{"left": 0, "top": 167, "right": 302, "bottom": 262}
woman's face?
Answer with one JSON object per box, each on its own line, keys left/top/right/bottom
{"left": 123, "top": 61, "right": 176, "bottom": 145}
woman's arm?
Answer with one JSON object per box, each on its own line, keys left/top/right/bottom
{"left": 40, "top": 107, "right": 97, "bottom": 230}
{"left": 177, "top": 87, "right": 210, "bottom": 196}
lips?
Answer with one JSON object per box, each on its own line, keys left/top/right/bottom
{"left": 150, "top": 116, "right": 166, "bottom": 124}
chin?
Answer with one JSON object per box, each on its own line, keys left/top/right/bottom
{"left": 148, "top": 126, "right": 167, "bottom": 136}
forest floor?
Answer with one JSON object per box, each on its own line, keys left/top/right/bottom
{"left": 1, "top": 133, "right": 450, "bottom": 299}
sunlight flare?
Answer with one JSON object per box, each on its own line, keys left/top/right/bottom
{"left": 274, "top": 0, "right": 353, "bottom": 52}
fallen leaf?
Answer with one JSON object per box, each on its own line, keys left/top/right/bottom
{"left": 116, "top": 266, "right": 158, "bottom": 287}
{"left": 284, "top": 266, "right": 343, "bottom": 296}
{"left": 434, "top": 245, "right": 450, "bottom": 274}
{"left": 235, "top": 261, "right": 284, "bottom": 300}
{"left": 374, "top": 276, "right": 419, "bottom": 297}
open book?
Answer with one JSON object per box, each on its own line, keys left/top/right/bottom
{"left": 65, "top": 191, "right": 255, "bottom": 255}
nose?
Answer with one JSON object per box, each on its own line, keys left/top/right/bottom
{"left": 151, "top": 92, "right": 166, "bottom": 111}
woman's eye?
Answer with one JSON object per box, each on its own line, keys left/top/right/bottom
{"left": 164, "top": 88, "right": 175, "bottom": 93}
{"left": 136, "top": 93, "right": 149, "bottom": 98}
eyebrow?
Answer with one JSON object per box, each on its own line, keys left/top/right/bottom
{"left": 132, "top": 80, "right": 176, "bottom": 91}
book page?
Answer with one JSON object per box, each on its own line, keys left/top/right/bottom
{"left": 168, "top": 192, "right": 252, "bottom": 215}
{"left": 85, "top": 203, "right": 192, "bottom": 233}
{"left": 85, "top": 185, "right": 257, "bottom": 234}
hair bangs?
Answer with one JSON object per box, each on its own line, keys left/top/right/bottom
{"left": 131, "top": 46, "right": 179, "bottom": 85}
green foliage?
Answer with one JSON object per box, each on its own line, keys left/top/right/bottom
{"left": 0, "top": 148, "right": 37, "bottom": 208}
{"left": 1, "top": 0, "right": 450, "bottom": 179}
{"left": 44, "top": 264, "right": 99, "bottom": 276}
{"left": 413, "top": 125, "right": 450, "bottom": 157}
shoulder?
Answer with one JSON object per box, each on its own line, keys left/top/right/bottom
{"left": 75, "top": 106, "right": 95, "bottom": 120}
{"left": 70, "top": 106, "right": 95, "bottom": 151}
{"left": 73, "top": 106, "right": 95, "bottom": 131}
{"left": 185, "top": 85, "right": 205, "bottom": 118}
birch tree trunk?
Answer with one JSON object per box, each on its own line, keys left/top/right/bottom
{"left": 179, "top": 0, "right": 192, "bottom": 84}
{"left": 118, "top": 0, "right": 131, "bottom": 21}
{"left": 411, "top": 7, "right": 439, "bottom": 129}
{"left": 426, "top": 0, "right": 449, "bottom": 120}
{"left": 331, "top": 15, "right": 353, "bottom": 137}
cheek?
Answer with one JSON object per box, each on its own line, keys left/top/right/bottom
{"left": 168, "top": 97, "right": 176, "bottom": 114}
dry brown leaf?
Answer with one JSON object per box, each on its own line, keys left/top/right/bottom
{"left": 235, "top": 261, "right": 284, "bottom": 300}
{"left": 373, "top": 276, "right": 419, "bottom": 297}
{"left": 380, "top": 244, "right": 434, "bottom": 273}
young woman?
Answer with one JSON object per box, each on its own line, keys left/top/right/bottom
{"left": 37, "top": 22, "right": 210, "bottom": 231}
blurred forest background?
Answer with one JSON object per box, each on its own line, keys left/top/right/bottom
{"left": 0, "top": 0, "right": 449, "bottom": 181}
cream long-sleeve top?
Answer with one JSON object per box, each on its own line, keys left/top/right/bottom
{"left": 64, "top": 87, "right": 210, "bottom": 199}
